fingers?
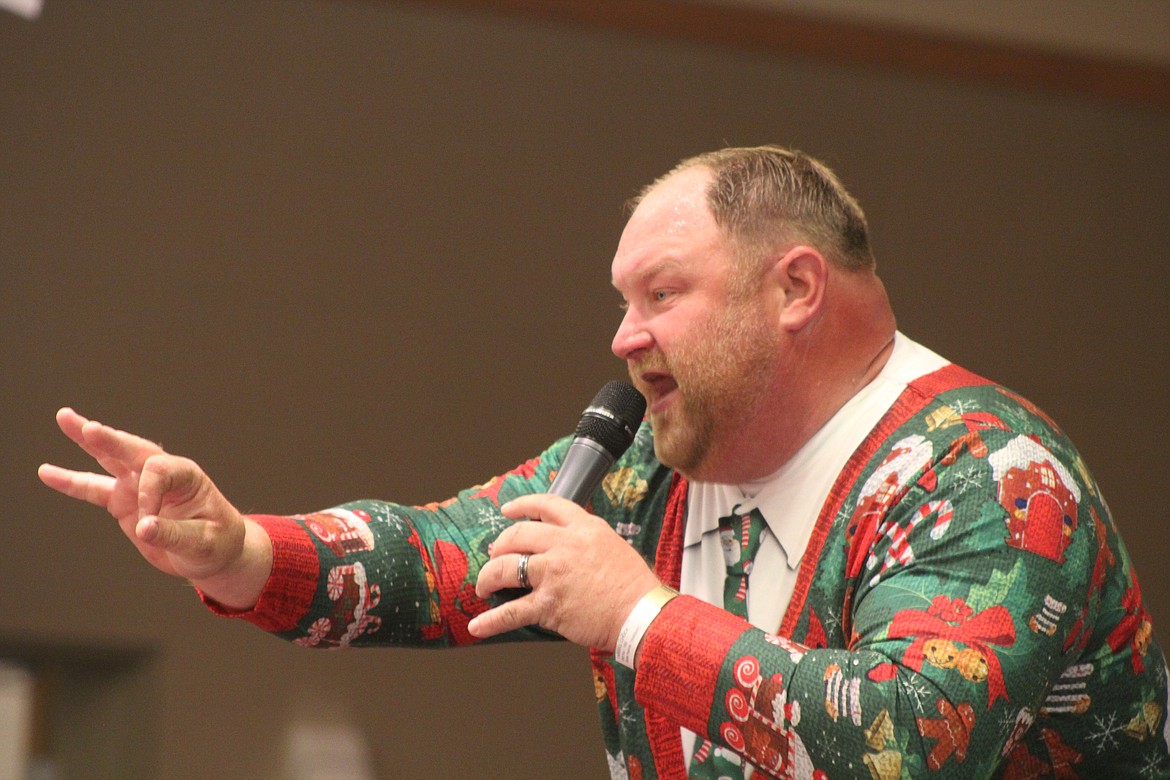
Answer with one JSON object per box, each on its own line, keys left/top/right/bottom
{"left": 499, "top": 493, "right": 583, "bottom": 527}
{"left": 81, "top": 418, "right": 166, "bottom": 478}
{"left": 473, "top": 499, "right": 661, "bottom": 648}
{"left": 468, "top": 594, "right": 542, "bottom": 640}
{"left": 470, "top": 550, "right": 550, "bottom": 638}
{"left": 476, "top": 552, "right": 538, "bottom": 598}
{"left": 487, "top": 519, "right": 560, "bottom": 559}
{"left": 37, "top": 463, "right": 115, "bottom": 507}
{"left": 53, "top": 407, "right": 168, "bottom": 477}
{"left": 134, "top": 460, "right": 247, "bottom": 581}
{"left": 54, "top": 407, "right": 89, "bottom": 445}
{"left": 131, "top": 512, "right": 244, "bottom": 584}
{"left": 134, "top": 514, "right": 212, "bottom": 561}
{"left": 44, "top": 408, "right": 254, "bottom": 587}
{"left": 488, "top": 493, "right": 595, "bottom": 557}
{"left": 54, "top": 408, "right": 127, "bottom": 477}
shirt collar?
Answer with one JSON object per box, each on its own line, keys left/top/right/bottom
{"left": 682, "top": 477, "right": 813, "bottom": 571}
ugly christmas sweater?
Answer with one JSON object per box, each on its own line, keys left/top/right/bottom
{"left": 215, "top": 363, "right": 1170, "bottom": 779}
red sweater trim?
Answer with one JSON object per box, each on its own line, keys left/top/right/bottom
{"left": 654, "top": 472, "right": 689, "bottom": 590}
{"left": 200, "top": 514, "right": 319, "bottom": 633}
{"left": 910, "top": 362, "right": 993, "bottom": 398}
{"left": 781, "top": 362, "right": 994, "bottom": 637}
{"left": 637, "top": 595, "right": 750, "bottom": 723}
{"left": 636, "top": 471, "right": 692, "bottom": 779}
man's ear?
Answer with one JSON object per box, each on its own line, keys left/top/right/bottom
{"left": 771, "top": 246, "right": 828, "bottom": 331}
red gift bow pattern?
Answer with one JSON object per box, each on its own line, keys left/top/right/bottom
{"left": 887, "top": 595, "right": 1017, "bottom": 709}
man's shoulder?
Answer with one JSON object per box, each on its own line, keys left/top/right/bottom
{"left": 904, "top": 363, "right": 1069, "bottom": 443}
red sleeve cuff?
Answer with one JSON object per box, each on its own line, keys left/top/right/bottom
{"left": 199, "top": 514, "right": 320, "bottom": 633}
{"left": 634, "top": 595, "right": 749, "bottom": 735}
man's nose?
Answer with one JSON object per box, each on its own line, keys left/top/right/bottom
{"left": 611, "top": 310, "right": 653, "bottom": 360}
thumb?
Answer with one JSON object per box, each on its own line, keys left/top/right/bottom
{"left": 134, "top": 454, "right": 243, "bottom": 578}
{"left": 134, "top": 512, "right": 243, "bottom": 580}
{"left": 135, "top": 514, "right": 207, "bottom": 554}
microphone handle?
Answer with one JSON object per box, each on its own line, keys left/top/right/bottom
{"left": 548, "top": 437, "right": 616, "bottom": 505}
{"left": 488, "top": 437, "right": 615, "bottom": 622}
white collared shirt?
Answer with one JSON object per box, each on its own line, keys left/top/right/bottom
{"left": 677, "top": 332, "right": 948, "bottom": 770}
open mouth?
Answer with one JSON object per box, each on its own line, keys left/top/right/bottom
{"left": 639, "top": 370, "right": 679, "bottom": 413}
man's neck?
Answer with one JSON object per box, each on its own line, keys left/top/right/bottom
{"left": 678, "top": 266, "right": 898, "bottom": 484}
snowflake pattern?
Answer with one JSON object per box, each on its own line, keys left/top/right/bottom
{"left": 815, "top": 723, "right": 844, "bottom": 759}
{"left": 821, "top": 604, "right": 843, "bottom": 642}
{"left": 1086, "top": 711, "right": 1126, "bottom": 754}
{"left": 949, "top": 398, "right": 981, "bottom": 416}
{"left": 1140, "top": 749, "right": 1167, "bottom": 778}
{"left": 898, "top": 672, "right": 935, "bottom": 714}
{"left": 1154, "top": 657, "right": 1169, "bottom": 688}
{"left": 995, "top": 707, "right": 1022, "bottom": 740}
{"left": 951, "top": 464, "right": 984, "bottom": 497}
{"left": 617, "top": 700, "right": 643, "bottom": 732}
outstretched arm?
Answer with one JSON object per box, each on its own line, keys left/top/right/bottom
{"left": 38, "top": 407, "right": 272, "bottom": 609}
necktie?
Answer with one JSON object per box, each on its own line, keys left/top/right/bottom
{"left": 688, "top": 507, "right": 766, "bottom": 780}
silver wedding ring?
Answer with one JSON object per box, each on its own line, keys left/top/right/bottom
{"left": 517, "top": 553, "right": 531, "bottom": 589}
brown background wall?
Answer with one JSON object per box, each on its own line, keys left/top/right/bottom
{"left": 2, "top": 2, "right": 1168, "bottom": 778}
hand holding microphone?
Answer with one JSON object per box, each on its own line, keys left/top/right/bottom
{"left": 470, "top": 382, "right": 664, "bottom": 652}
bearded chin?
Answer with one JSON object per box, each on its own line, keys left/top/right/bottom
{"left": 630, "top": 297, "right": 770, "bottom": 479}
{"left": 648, "top": 392, "right": 716, "bottom": 477}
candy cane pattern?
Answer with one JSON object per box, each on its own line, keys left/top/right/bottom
{"left": 732, "top": 514, "right": 754, "bottom": 605}
{"left": 295, "top": 563, "right": 382, "bottom": 648}
{"left": 734, "top": 576, "right": 749, "bottom": 605}
{"left": 867, "top": 500, "right": 954, "bottom": 586}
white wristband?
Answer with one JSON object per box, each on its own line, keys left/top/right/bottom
{"left": 614, "top": 584, "right": 678, "bottom": 669}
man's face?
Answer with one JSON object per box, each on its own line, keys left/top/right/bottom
{"left": 610, "top": 167, "right": 780, "bottom": 480}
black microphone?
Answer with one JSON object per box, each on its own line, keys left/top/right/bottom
{"left": 547, "top": 380, "right": 647, "bottom": 505}
{"left": 490, "top": 380, "right": 646, "bottom": 613}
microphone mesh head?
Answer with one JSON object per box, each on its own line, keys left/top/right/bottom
{"left": 574, "top": 380, "right": 648, "bottom": 458}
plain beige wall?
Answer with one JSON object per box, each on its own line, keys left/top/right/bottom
{"left": 2, "top": 1, "right": 1168, "bottom": 777}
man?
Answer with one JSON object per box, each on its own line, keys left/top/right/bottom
{"left": 40, "top": 146, "right": 1169, "bottom": 778}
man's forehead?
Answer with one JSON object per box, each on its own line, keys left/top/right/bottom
{"left": 617, "top": 169, "right": 716, "bottom": 250}
{"left": 610, "top": 166, "right": 723, "bottom": 287}
{"left": 635, "top": 166, "right": 712, "bottom": 219}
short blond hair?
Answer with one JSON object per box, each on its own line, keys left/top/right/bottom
{"left": 634, "top": 145, "right": 876, "bottom": 273}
